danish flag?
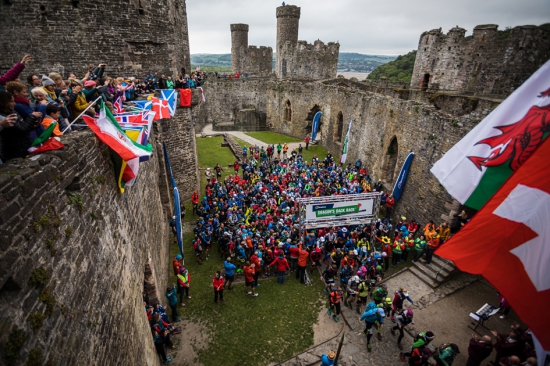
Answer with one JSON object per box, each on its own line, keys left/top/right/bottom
{"left": 151, "top": 97, "right": 170, "bottom": 121}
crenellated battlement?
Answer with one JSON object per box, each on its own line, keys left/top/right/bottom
{"left": 230, "top": 23, "right": 273, "bottom": 75}
{"left": 412, "top": 23, "right": 550, "bottom": 94}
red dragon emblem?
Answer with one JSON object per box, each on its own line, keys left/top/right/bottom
{"left": 468, "top": 87, "right": 550, "bottom": 171}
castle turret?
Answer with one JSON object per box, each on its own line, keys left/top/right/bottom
{"left": 276, "top": 5, "right": 300, "bottom": 77}
{"left": 231, "top": 24, "right": 249, "bottom": 74}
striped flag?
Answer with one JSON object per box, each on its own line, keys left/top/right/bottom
{"left": 82, "top": 101, "right": 152, "bottom": 161}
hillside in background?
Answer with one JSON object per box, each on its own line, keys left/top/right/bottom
{"left": 367, "top": 50, "right": 417, "bottom": 83}
{"left": 190, "top": 52, "right": 396, "bottom": 73}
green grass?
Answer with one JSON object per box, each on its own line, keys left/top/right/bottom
{"left": 232, "top": 136, "right": 249, "bottom": 148}
{"left": 196, "top": 136, "right": 236, "bottom": 168}
{"left": 300, "top": 145, "right": 330, "bottom": 164}
{"left": 245, "top": 132, "right": 302, "bottom": 144}
{"left": 170, "top": 232, "right": 326, "bottom": 366}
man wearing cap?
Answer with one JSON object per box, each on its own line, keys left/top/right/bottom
{"left": 467, "top": 334, "right": 493, "bottom": 366}
{"left": 360, "top": 302, "right": 385, "bottom": 352}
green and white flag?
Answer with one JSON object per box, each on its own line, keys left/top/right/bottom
{"left": 431, "top": 60, "right": 550, "bottom": 210}
{"left": 340, "top": 119, "right": 352, "bottom": 164}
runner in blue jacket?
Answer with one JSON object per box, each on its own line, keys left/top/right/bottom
{"left": 360, "top": 301, "right": 385, "bottom": 352}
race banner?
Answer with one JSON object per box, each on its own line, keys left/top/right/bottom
{"left": 305, "top": 198, "right": 375, "bottom": 221}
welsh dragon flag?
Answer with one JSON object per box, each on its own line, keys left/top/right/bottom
{"left": 340, "top": 119, "right": 352, "bottom": 164}
{"left": 82, "top": 101, "right": 152, "bottom": 161}
{"left": 431, "top": 60, "right": 550, "bottom": 210}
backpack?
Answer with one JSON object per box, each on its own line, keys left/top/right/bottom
{"left": 408, "top": 348, "right": 424, "bottom": 366}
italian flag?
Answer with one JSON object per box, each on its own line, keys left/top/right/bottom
{"left": 82, "top": 101, "right": 152, "bottom": 161}
{"left": 340, "top": 119, "right": 352, "bottom": 164}
{"left": 431, "top": 60, "right": 550, "bottom": 210}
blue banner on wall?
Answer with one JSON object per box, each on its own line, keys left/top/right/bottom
{"left": 173, "top": 187, "right": 184, "bottom": 258}
{"left": 163, "top": 142, "right": 184, "bottom": 260}
{"left": 311, "top": 111, "right": 322, "bottom": 141}
{"left": 392, "top": 152, "right": 415, "bottom": 203}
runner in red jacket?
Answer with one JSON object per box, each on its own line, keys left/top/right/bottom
{"left": 269, "top": 254, "right": 290, "bottom": 285}
{"left": 212, "top": 270, "right": 225, "bottom": 304}
{"left": 244, "top": 262, "right": 258, "bottom": 296}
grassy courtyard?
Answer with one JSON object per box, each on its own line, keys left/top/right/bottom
{"left": 175, "top": 136, "right": 329, "bottom": 365}
{"left": 245, "top": 131, "right": 302, "bottom": 144}
{"left": 170, "top": 233, "right": 327, "bottom": 366}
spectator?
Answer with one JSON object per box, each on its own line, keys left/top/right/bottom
{"left": 164, "top": 285, "right": 180, "bottom": 323}
{"left": 0, "top": 54, "right": 31, "bottom": 87}
{"left": 176, "top": 266, "right": 191, "bottom": 306}
{"left": 0, "top": 91, "right": 41, "bottom": 162}
{"left": 26, "top": 74, "right": 41, "bottom": 103}
{"left": 467, "top": 334, "right": 493, "bottom": 366}
{"left": 212, "top": 270, "right": 225, "bottom": 304}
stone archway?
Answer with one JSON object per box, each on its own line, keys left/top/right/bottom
{"left": 383, "top": 136, "right": 399, "bottom": 184}
{"left": 305, "top": 104, "right": 321, "bottom": 134}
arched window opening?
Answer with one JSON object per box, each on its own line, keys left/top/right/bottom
{"left": 305, "top": 104, "right": 321, "bottom": 133}
{"left": 383, "top": 136, "right": 399, "bottom": 183}
{"left": 284, "top": 100, "right": 292, "bottom": 122}
{"left": 335, "top": 112, "right": 343, "bottom": 142}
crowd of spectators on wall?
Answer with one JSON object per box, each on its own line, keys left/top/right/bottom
{"left": 215, "top": 71, "right": 249, "bottom": 79}
{"left": 0, "top": 54, "right": 207, "bottom": 164}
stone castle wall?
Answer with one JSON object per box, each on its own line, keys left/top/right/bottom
{"left": 231, "top": 24, "right": 273, "bottom": 75}
{"left": 275, "top": 5, "right": 339, "bottom": 79}
{"left": 0, "top": 103, "right": 200, "bottom": 365}
{"left": 264, "top": 79, "right": 497, "bottom": 225}
{"left": 0, "top": 0, "right": 191, "bottom": 78}
{"left": 410, "top": 24, "right": 550, "bottom": 95}
{"left": 198, "top": 76, "right": 269, "bottom": 129}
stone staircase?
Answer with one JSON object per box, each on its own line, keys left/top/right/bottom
{"left": 409, "top": 255, "right": 457, "bottom": 288}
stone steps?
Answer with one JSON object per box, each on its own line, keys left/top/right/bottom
{"left": 410, "top": 254, "right": 457, "bottom": 288}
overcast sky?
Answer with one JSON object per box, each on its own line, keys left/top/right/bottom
{"left": 187, "top": 0, "right": 549, "bottom": 56}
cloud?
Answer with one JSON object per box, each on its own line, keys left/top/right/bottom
{"left": 187, "top": 0, "right": 549, "bottom": 55}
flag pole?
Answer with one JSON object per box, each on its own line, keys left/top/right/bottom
{"left": 62, "top": 96, "right": 103, "bottom": 133}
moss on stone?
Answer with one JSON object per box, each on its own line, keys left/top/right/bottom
{"left": 28, "top": 312, "right": 46, "bottom": 332}
{"left": 39, "top": 288, "right": 56, "bottom": 317}
{"left": 3, "top": 328, "right": 26, "bottom": 366}
{"left": 29, "top": 268, "right": 49, "bottom": 288}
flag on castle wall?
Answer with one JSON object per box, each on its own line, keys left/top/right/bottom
{"left": 436, "top": 136, "right": 550, "bottom": 365}
{"left": 113, "top": 94, "right": 124, "bottom": 114}
{"left": 82, "top": 101, "right": 152, "bottom": 161}
{"left": 431, "top": 60, "right": 550, "bottom": 210}
{"left": 132, "top": 100, "right": 152, "bottom": 111}
{"left": 151, "top": 97, "right": 170, "bottom": 120}
{"left": 311, "top": 111, "right": 322, "bottom": 141}
{"left": 160, "top": 89, "right": 177, "bottom": 117}
{"left": 180, "top": 88, "right": 192, "bottom": 107}
{"left": 340, "top": 119, "right": 352, "bottom": 164}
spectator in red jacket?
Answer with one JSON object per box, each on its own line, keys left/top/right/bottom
{"left": 0, "top": 54, "right": 31, "bottom": 86}
{"left": 243, "top": 262, "right": 258, "bottom": 297}
{"left": 172, "top": 254, "right": 183, "bottom": 276}
{"left": 385, "top": 193, "right": 395, "bottom": 218}
{"left": 250, "top": 252, "right": 262, "bottom": 287}
{"left": 269, "top": 253, "right": 290, "bottom": 285}
{"left": 212, "top": 270, "right": 225, "bottom": 304}
{"left": 191, "top": 190, "right": 199, "bottom": 214}
{"left": 289, "top": 243, "right": 300, "bottom": 272}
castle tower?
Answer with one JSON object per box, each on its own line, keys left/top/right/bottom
{"left": 276, "top": 5, "right": 301, "bottom": 78}
{"left": 231, "top": 23, "right": 249, "bottom": 74}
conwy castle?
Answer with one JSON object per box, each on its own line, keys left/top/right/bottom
{"left": 0, "top": 0, "right": 548, "bottom": 364}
